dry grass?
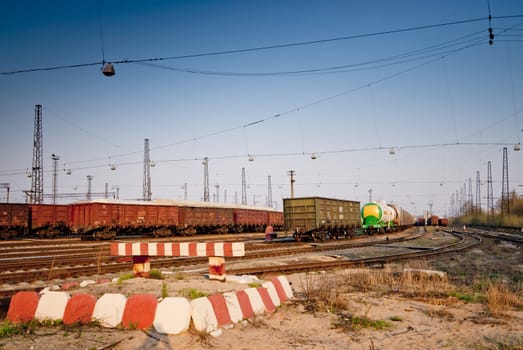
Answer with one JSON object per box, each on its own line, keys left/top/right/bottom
{"left": 297, "top": 264, "right": 523, "bottom": 335}
{"left": 486, "top": 282, "right": 523, "bottom": 317}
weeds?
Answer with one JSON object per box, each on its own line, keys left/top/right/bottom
{"left": 388, "top": 316, "right": 403, "bottom": 322}
{"left": 148, "top": 269, "right": 164, "bottom": 280}
{"left": 334, "top": 312, "right": 392, "bottom": 332}
{"left": 486, "top": 282, "right": 523, "bottom": 317}
{"left": 178, "top": 288, "right": 209, "bottom": 300}
{"left": 474, "top": 335, "right": 523, "bottom": 350}
{"left": 161, "top": 282, "right": 168, "bottom": 298}
{"left": 116, "top": 273, "right": 134, "bottom": 285}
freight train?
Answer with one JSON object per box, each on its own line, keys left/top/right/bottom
{"left": 360, "top": 201, "right": 415, "bottom": 233}
{"left": 283, "top": 197, "right": 361, "bottom": 241}
{"left": 0, "top": 200, "right": 283, "bottom": 240}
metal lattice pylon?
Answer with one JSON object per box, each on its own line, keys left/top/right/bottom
{"left": 487, "top": 161, "right": 494, "bottom": 215}
{"left": 501, "top": 147, "right": 509, "bottom": 215}
{"left": 31, "top": 105, "right": 43, "bottom": 204}
{"left": 143, "top": 138, "right": 151, "bottom": 201}
{"left": 475, "top": 170, "right": 481, "bottom": 213}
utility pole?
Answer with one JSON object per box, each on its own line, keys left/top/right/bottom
{"left": 288, "top": 170, "right": 296, "bottom": 198}
{"left": 242, "top": 168, "right": 247, "bottom": 205}
{"left": 31, "top": 104, "right": 43, "bottom": 204}
{"left": 475, "top": 170, "right": 481, "bottom": 213}
{"left": 501, "top": 147, "right": 509, "bottom": 215}
{"left": 467, "top": 177, "right": 473, "bottom": 215}
{"left": 51, "top": 154, "right": 59, "bottom": 204}
{"left": 182, "top": 182, "right": 188, "bottom": 200}
{"left": 143, "top": 138, "right": 152, "bottom": 201}
{"left": 86, "top": 175, "right": 93, "bottom": 200}
{"left": 487, "top": 161, "right": 494, "bottom": 215}
{"left": 0, "top": 183, "right": 9, "bottom": 203}
{"left": 203, "top": 158, "right": 209, "bottom": 202}
{"left": 368, "top": 188, "right": 372, "bottom": 203}
{"left": 267, "top": 175, "right": 273, "bottom": 207}
{"left": 215, "top": 184, "right": 220, "bottom": 202}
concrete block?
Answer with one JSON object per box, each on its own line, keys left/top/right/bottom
{"left": 35, "top": 291, "right": 70, "bottom": 321}
{"left": 121, "top": 293, "right": 158, "bottom": 330}
{"left": 153, "top": 297, "right": 191, "bottom": 335}
{"left": 92, "top": 293, "right": 127, "bottom": 327}
{"left": 191, "top": 297, "right": 218, "bottom": 333}
{"left": 7, "top": 291, "right": 39, "bottom": 323}
{"left": 63, "top": 293, "right": 96, "bottom": 325}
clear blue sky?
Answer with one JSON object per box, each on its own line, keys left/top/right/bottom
{"left": 1, "top": 0, "right": 522, "bottom": 217}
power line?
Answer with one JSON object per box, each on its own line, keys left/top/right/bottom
{"left": 2, "top": 15, "right": 522, "bottom": 76}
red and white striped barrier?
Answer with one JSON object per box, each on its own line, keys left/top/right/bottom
{"left": 110, "top": 242, "right": 245, "bottom": 280}
{"left": 6, "top": 275, "right": 293, "bottom": 335}
{"left": 110, "top": 242, "right": 245, "bottom": 257}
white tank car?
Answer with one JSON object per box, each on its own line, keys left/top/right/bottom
{"left": 376, "top": 200, "right": 397, "bottom": 225}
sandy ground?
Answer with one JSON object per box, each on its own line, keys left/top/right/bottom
{"left": 1, "top": 231, "right": 522, "bottom": 350}
{"left": 1, "top": 270, "right": 522, "bottom": 350}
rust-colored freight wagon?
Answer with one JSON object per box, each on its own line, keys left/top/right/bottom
{"left": 0, "top": 203, "right": 29, "bottom": 238}
{"left": 428, "top": 215, "right": 439, "bottom": 226}
{"left": 268, "top": 211, "right": 284, "bottom": 230}
{"left": 178, "top": 205, "right": 234, "bottom": 234}
{"left": 30, "top": 204, "right": 71, "bottom": 238}
{"left": 70, "top": 200, "right": 179, "bottom": 240}
{"left": 284, "top": 196, "right": 360, "bottom": 241}
{"left": 234, "top": 208, "right": 270, "bottom": 232}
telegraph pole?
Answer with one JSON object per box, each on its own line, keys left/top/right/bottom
{"left": 487, "top": 161, "right": 494, "bottom": 215}
{"left": 86, "top": 175, "right": 93, "bottom": 201}
{"left": 475, "top": 170, "right": 481, "bottom": 213}
{"left": 288, "top": 170, "right": 296, "bottom": 198}
{"left": 267, "top": 175, "right": 273, "bottom": 207}
{"left": 203, "top": 158, "right": 209, "bottom": 202}
{"left": 51, "top": 154, "right": 59, "bottom": 204}
{"left": 242, "top": 168, "right": 247, "bottom": 205}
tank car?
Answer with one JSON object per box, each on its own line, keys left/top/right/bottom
{"left": 361, "top": 201, "right": 414, "bottom": 233}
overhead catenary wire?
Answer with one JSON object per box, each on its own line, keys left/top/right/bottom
{"left": 1, "top": 14, "right": 522, "bottom": 76}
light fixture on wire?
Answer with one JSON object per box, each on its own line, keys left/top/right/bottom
{"left": 248, "top": 155, "right": 254, "bottom": 162}
{"left": 514, "top": 143, "right": 521, "bottom": 151}
{"left": 389, "top": 147, "right": 396, "bottom": 155}
{"left": 310, "top": 153, "right": 317, "bottom": 160}
{"left": 102, "top": 62, "right": 115, "bottom": 77}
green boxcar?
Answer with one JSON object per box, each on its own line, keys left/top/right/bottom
{"left": 283, "top": 197, "right": 360, "bottom": 241}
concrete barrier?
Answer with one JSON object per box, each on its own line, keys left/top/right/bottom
{"left": 92, "top": 293, "right": 127, "bottom": 327}
{"left": 121, "top": 293, "right": 158, "bottom": 330}
{"left": 6, "top": 291, "right": 39, "bottom": 323}
{"left": 191, "top": 296, "right": 219, "bottom": 333}
{"left": 35, "top": 291, "right": 69, "bottom": 321}
{"left": 153, "top": 297, "right": 191, "bottom": 335}
{"left": 6, "top": 274, "right": 293, "bottom": 336}
{"left": 63, "top": 293, "right": 97, "bottom": 325}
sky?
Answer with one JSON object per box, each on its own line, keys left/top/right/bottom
{"left": 1, "top": 0, "right": 522, "bottom": 218}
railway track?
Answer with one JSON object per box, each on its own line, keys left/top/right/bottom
{"left": 4, "top": 227, "right": 488, "bottom": 304}
{"left": 0, "top": 230, "right": 422, "bottom": 289}
{"left": 227, "top": 230, "right": 481, "bottom": 276}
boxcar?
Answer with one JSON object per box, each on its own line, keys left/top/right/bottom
{"left": 178, "top": 205, "right": 234, "bottom": 234}
{"left": 30, "top": 204, "right": 71, "bottom": 238}
{"left": 70, "top": 200, "right": 179, "bottom": 240}
{"left": 283, "top": 197, "right": 360, "bottom": 241}
{"left": 0, "top": 203, "right": 30, "bottom": 238}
